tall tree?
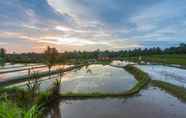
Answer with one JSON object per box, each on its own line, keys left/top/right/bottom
{"left": 44, "top": 46, "right": 58, "bottom": 73}
{"left": 0, "top": 48, "right": 6, "bottom": 66}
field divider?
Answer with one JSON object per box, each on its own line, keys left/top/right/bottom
{"left": 0, "top": 65, "right": 47, "bottom": 74}
{"left": 151, "top": 80, "right": 186, "bottom": 102}
{"left": 125, "top": 65, "right": 186, "bottom": 102}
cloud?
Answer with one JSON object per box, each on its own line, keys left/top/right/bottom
{"left": 0, "top": 0, "right": 186, "bottom": 52}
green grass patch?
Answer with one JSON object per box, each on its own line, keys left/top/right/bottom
{"left": 0, "top": 100, "right": 41, "bottom": 118}
{"left": 0, "top": 85, "right": 57, "bottom": 118}
{"left": 151, "top": 80, "right": 186, "bottom": 102}
{"left": 124, "top": 65, "right": 151, "bottom": 94}
{"left": 59, "top": 92, "right": 138, "bottom": 99}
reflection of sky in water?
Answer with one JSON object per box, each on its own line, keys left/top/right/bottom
{"left": 60, "top": 65, "right": 137, "bottom": 93}
{"left": 0, "top": 63, "right": 27, "bottom": 69}
{"left": 0, "top": 64, "right": 42, "bottom": 72}
{"left": 137, "top": 65, "right": 186, "bottom": 88}
{"left": 9, "top": 65, "right": 137, "bottom": 93}
{"left": 47, "top": 87, "right": 186, "bottom": 118}
{"left": 0, "top": 65, "right": 71, "bottom": 82}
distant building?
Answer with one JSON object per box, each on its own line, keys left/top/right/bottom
{"left": 97, "top": 53, "right": 112, "bottom": 61}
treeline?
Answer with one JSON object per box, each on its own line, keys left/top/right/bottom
{"left": 123, "top": 43, "right": 186, "bottom": 57}
{"left": 1, "top": 43, "right": 186, "bottom": 64}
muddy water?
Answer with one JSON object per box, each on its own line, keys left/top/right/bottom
{"left": 137, "top": 65, "right": 186, "bottom": 88}
{"left": 47, "top": 87, "right": 186, "bottom": 118}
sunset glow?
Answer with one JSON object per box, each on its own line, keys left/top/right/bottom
{"left": 0, "top": 0, "right": 186, "bottom": 53}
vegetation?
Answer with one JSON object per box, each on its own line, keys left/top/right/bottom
{"left": 44, "top": 46, "right": 58, "bottom": 73}
{"left": 0, "top": 86, "right": 43, "bottom": 118}
{"left": 60, "top": 92, "right": 134, "bottom": 98}
{"left": 0, "top": 48, "right": 6, "bottom": 66}
{"left": 123, "top": 43, "right": 186, "bottom": 57}
{"left": 122, "top": 43, "right": 186, "bottom": 66}
{"left": 124, "top": 54, "right": 186, "bottom": 66}
{"left": 1, "top": 43, "right": 186, "bottom": 116}
{"left": 151, "top": 80, "right": 186, "bottom": 102}
{"left": 3, "top": 43, "right": 186, "bottom": 66}
{"left": 0, "top": 71, "right": 64, "bottom": 118}
{"left": 0, "top": 100, "right": 41, "bottom": 118}
{"left": 124, "top": 65, "right": 150, "bottom": 92}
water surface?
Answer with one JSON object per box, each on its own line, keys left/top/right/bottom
{"left": 47, "top": 87, "right": 186, "bottom": 118}
{"left": 0, "top": 65, "right": 70, "bottom": 82}
{"left": 9, "top": 64, "right": 137, "bottom": 93}
{"left": 137, "top": 65, "right": 186, "bottom": 88}
{"left": 60, "top": 65, "right": 137, "bottom": 93}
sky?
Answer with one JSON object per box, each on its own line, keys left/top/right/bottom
{"left": 0, "top": 0, "right": 186, "bottom": 53}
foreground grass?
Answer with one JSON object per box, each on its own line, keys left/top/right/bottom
{"left": 124, "top": 54, "right": 186, "bottom": 67}
{"left": 0, "top": 78, "right": 64, "bottom": 118}
{"left": 0, "top": 100, "right": 41, "bottom": 118}
{"left": 151, "top": 80, "right": 186, "bottom": 102}
{"left": 0, "top": 87, "right": 43, "bottom": 118}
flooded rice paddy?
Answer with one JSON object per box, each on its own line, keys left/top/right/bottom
{"left": 137, "top": 65, "right": 186, "bottom": 88}
{"left": 9, "top": 64, "right": 137, "bottom": 93}
{"left": 47, "top": 87, "right": 186, "bottom": 118}
{"left": 0, "top": 64, "right": 71, "bottom": 82}
{"left": 1, "top": 63, "right": 186, "bottom": 118}
{"left": 60, "top": 65, "right": 137, "bottom": 93}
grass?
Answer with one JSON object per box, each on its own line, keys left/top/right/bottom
{"left": 124, "top": 65, "right": 151, "bottom": 93}
{"left": 0, "top": 100, "right": 41, "bottom": 118}
{"left": 0, "top": 73, "right": 53, "bottom": 118}
{"left": 59, "top": 92, "right": 136, "bottom": 99}
{"left": 0, "top": 82, "right": 57, "bottom": 118}
{"left": 124, "top": 54, "right": 186, "bottom": 67}
{"left": 151, "top": 80, "right": 186, "bottom": 102}
{"left": 0, "top": 86, "right": 25, "bottom": 95}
